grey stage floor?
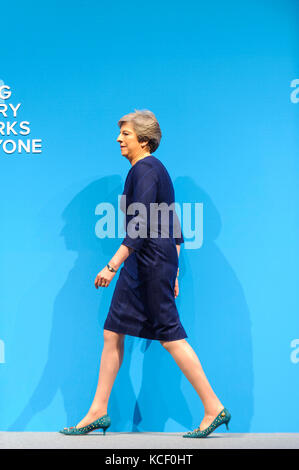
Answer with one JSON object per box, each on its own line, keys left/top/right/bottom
{"left": 0, "top": 432, "right": 299, "bottom": 449}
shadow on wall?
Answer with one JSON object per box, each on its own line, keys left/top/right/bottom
{"left": 133, "top": 176, "right": 254, "bottom": 432}
{"left": 8, "top": 174, "right": 253, "bottom": 432}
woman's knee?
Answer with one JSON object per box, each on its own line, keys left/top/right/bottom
{"left": 160, "top": 340, "right": 172, "bottom": 351}
{"left": 103, "top": 329, "right": 125, "bottom": 347}
{"left": 160, "top": 338, "right": 185, "bottom": 351}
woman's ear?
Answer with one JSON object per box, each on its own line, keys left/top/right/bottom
{"left": 141, "top": 140, "right": 150, "bottom": 151}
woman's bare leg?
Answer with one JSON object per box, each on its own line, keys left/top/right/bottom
{"left": 76, "top": 329, "right": 125, "bottom": 428}
{"left": 160, "top": 339, "right": 224, "bottom": 431}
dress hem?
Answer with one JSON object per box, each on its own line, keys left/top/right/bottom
{"left": 103, "top": 325, "right": 188, "bottom": 342}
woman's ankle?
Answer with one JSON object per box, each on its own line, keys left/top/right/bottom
{"left": 89, "top": 406, "right": 108, "bottom": 418}
{"left": 204, "top": 403, "right": 224, "bottom": 416}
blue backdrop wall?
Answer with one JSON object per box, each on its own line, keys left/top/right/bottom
{"left": 1, "top": 0, "right": 298, "bottom": 432}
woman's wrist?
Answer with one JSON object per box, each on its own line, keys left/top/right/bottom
{"left": 107, "top": 259, "right": 119, "bottom": 271}
{"left": 107, "top": 263, "right": 118, "bottom": 273}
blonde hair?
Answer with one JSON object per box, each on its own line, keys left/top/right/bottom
{"left": 118, "top": 109, "right": 162, "bottom": 153}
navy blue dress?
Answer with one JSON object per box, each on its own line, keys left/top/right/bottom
{"left": 104, "top": 155, "right": 187, "bottom": 341}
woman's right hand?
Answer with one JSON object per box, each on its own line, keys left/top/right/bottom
{"left": 94, "top": 266, "right": 116, "bottom": 289}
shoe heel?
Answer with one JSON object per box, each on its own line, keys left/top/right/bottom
{"left": 103, "top": 426, "right": 109, "bottom": 436}
{"left": 225, "top": 415, "right": 231, "bottom": 431}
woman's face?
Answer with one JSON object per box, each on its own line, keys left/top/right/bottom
{"left": 116, "top": 122, "right": 148, "bottom": 161}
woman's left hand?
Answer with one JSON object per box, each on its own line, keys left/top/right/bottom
{"left": 94, "top": 266, "right": 116, "bottom": 288}
{"left": 174, "top": 277, "right": 179, "bottom": 298}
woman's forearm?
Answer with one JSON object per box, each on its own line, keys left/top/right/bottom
{"left": 108, "top": 244, "right": 134, "bottom": 271}
{"left": 176, "top": 244, "right": 181, "bottom": 277}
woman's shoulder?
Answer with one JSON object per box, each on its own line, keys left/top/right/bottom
{"left": 129, "top": 155, "right": 159, "bottom": 177}
{"left": 131, "top": 154, "right": 168, "bottom": 177}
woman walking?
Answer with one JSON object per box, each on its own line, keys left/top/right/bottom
{"left": 59, "top": 110, "right": 230, "bottom": 438}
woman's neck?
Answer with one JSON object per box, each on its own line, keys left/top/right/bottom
{"left": 130, "top": 152, "right": 152, "bottom": 166}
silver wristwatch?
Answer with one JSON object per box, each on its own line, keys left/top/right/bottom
{"left": 107, "top": 263, "right": 117, "bottom": 273}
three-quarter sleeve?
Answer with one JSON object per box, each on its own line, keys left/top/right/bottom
{"left": 173, "top": 209, "right": 184, "bottom": 245}
{"left": 122, "top": 164, "right": 159, "bottom": 251}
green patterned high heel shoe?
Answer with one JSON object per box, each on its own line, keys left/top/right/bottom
{"left": 183, "top": 408, "right": 231, "bottom": 438}
{"left": 59, "top": 414, "right": 111, "bottom": 435}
